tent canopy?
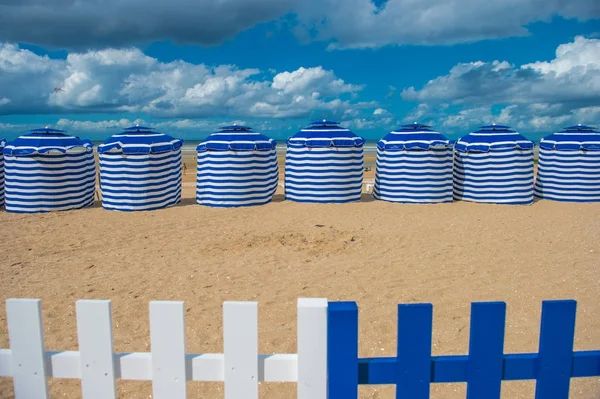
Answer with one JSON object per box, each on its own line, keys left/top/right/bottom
{"left": 377, "top": 122, "right": 452, "bottom": 151}
{"left": 98, "top": 125, "right": 183, "bottom": 155}
{"left": 287, "top": 120, "right": 365, "bottom": 148}
{"left": 3, "top": 127, "right": 92, "bottom": 156}
{"left": 539, "top": 124, "right": 600, "bottom": 151}
{"left": 455, "top": 124, "right": 533, "bottom": 152}
{"left": 196, "top": 125, "right": 276, "bottom": 152}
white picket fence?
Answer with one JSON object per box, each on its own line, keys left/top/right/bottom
{"left": 0, "top": 298, "right": 328, "bottom": 399}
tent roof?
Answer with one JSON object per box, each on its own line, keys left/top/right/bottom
{"left": 98, "top": 125, "right": 183, "bottom": 154}
{"left": 287, "top": 120, "right": 365, "bottom": 148}
{"left": 3, "top": 127, "right": 92, "bottom": 156}
{"left": 455, "top": 124, "right": 533, "bottom": 152}
{"left": 377, "top": 122, "right": 452, "bottom": 150}
{"left": 196, "top": 125, "right": 276, "bottom": 152}
{"left": 540, "top": 124, "right": 600, "bottom": 151}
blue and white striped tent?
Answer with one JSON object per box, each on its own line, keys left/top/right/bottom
{"left": 285, "top": 120, "right": 365, "bottom": 203}
{"left": 374, "top": 123, "right": 453, "bottom": 203}
{"left": 0, "top": 138, "right": 5, "bottom": 208}
{"left": 196, "top": 125, "right": 278, "bottom": 207}
{"left": 98, "top": 125, "right": 184, "bottom": 211}
{"left": 534, "top": 124, "right": 600, "bottom": 202}
{"left": 453, "top": 124, "right": 534, "bottom": 205}
{"left": 2, "top": 127, "right": 96, "bottom": 213}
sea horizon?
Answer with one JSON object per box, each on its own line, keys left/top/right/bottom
{"left": 90, "top": 139, "right": 543, "bottom": 151}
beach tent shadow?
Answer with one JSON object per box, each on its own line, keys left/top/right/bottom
{"left": 270, "top": 194, "right": 373, "bottom": 203}
{"left": 360, "top": 194, "right": 375, "bottom": 203}
{"left": 176, "top": 198, "right": 198, "bottom": 208}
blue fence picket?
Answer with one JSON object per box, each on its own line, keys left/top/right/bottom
{"left": 466, "top": 302, "right": 506, "bottom": 399}
{"left": 327, "top": 299, "right": 599, "bottom": 399}
{"left": 396, "top": 304, "right": 433, "bottom": 399}
{"left": 535, "top": 300, "right": 577, "bottom": 399}
{"left": 327, "top": 301, "right": 359, "bottom": 398}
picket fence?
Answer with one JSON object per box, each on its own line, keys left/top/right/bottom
{"left": 0, "top": 298, "right": 599, "bottom": 399}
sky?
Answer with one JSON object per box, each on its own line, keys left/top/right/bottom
{"left": 0, "top": 0, "right": 599, "bottom": 142}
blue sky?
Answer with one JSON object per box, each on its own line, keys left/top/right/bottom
{"left": 0, "top": 0, "right": 599, "bottom": 142}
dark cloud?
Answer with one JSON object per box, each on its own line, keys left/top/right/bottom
{"left": 0, "top": 0, "right": 598, "bottom": 50}
{"left": 0, "top": 0, "right": 297, "bottom": 50}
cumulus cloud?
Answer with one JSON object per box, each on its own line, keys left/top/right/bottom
{"left": 0, "top": 117, "right": 306, "bottom": 141}
{"left": 402, "top": 36, "right": 600, "bottom": 107}
{"left": 0, "top": 44, "right": 372, "bottom": 119}
{"left": 400, "top": 36, "right": 600, "bottom": 132}
{"left": 294, "top": 0, "right": 600, "bottom": 49}
{"left": 0, "top": 0, "right": 598, "bottom": 50}
{"left": 343, "top": 107, "right": 397, "bottom": 131}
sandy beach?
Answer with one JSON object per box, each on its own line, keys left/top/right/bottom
{"left": 1, "top": 170, "right": 599, "bottom": 398}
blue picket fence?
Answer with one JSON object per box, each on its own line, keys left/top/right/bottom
{"left": 327, "top": 300, "right": 600, "bottom": 398}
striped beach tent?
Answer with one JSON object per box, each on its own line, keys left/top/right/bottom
{"left": 0, "top": 137, "right": 5, "bottom": 208}
{"left": 453, "top": 124, "right": 534, "bottom": 205}
{"left": 534, "top": 124, "right": 600, "bottom": 202}
{"left": 196, "top": 125, "right": 278, "bottom": 207}
{"left": 3, "top": 127, "right": 96, "bottom": 213}
{"left": 98, "top": 125, "right": 184, "bottom": 211}
{"left": 374, "top": 123, "right": 453, "bottom": 203}
{"left": 285, "top": 120, "right": 365, "bottom": 203}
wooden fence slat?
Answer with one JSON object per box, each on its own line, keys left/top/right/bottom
{"left": 149, "top": 301, "right": 187, "bottom": 399}
{"left": 1, "top": 297, "right": 597, "bottom": 399}
{"left": 466, "top": 302, "right": 506, "bottom": 399}
{"left": 396, "top": 303, "right": 433, "bottom": 399}
{"left": 6, "top": 299, "right": 49, "bottom": 399}
{"left": 297, "top": 298, "right": 328, "bottom": 399}
{"left": 76, "top": 300, "right": 117, "bottom": 399}
{"left": 535, "top": 300, "right": 577, "bottom": 399}
{"left": 223, "top": 301, "right": 258, "bottom": 399}
{"left": 327, "top": 301, "right": 359, "bottom": 398}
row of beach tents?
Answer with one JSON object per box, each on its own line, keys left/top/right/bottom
{"left": 0, "top": 121, "right": 599, "bottom": 213}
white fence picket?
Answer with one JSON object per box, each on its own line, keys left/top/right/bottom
{"left": 297, "top": 298, "right": 328, "bottom": 399}
{"left": 150, "top": 301, "right": 187, "bottom": 399}
{"left": 0, "top": 298, "right": 330, "bottom": 399}
{"left": 223, "top": 301, "right": 259, "bottom": 399}
{"left": 76, "top": 300, "right": 117, "bottom": 399}
{"left": 6, "top": 299, "right": 49, "bottom": 399}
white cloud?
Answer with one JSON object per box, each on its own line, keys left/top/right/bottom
{"left": 0, "top": 117, "right": 289, "bottom": 141}
{"left": 400, "top": 36, "right": 600, "bottom": 132}
{"left": 0, "top": 44, "right": 372, "bottom": 119}
{"left": 401, "top": 36, "right": 600, "bottom": 106}
{"left": 0, "top": 0, "right": 598, "bottom": 50}
{"left": 294, "top": 0, "right": 600, "bottom": 49}
{"left": 344, "top": 108, "right": 397, "bottom": 131}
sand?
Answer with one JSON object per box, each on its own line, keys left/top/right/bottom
{"left": 1, "top": 167, "right": 599, "bottom": 398}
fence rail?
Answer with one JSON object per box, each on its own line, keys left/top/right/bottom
{"left": 0, "top": 298, "right": 599, "bottom": 399}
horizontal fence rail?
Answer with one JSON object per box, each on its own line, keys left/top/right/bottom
{"left": 0, "top": 298, "right": 599, "bottom": 399}
{"left": 0, "top": 298, "right": 328, "bottom": 399}
{"left": 328, "top": 300, "right": 600, "bottom": 399}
